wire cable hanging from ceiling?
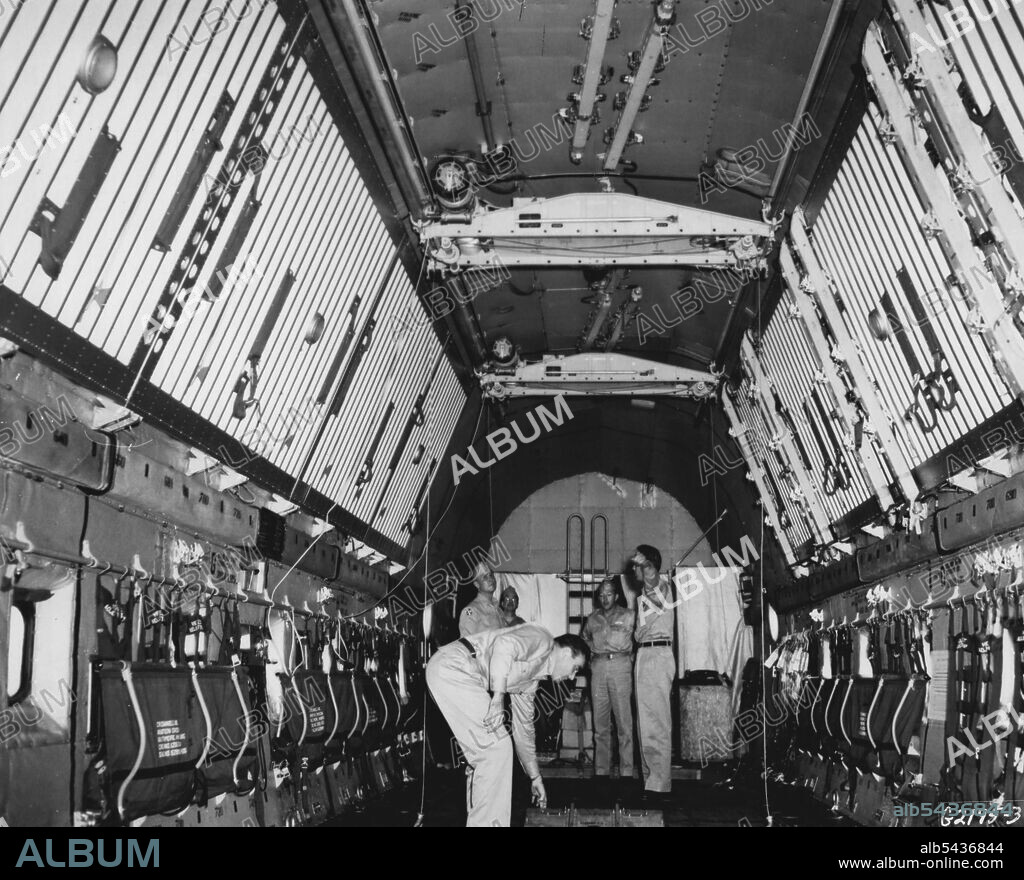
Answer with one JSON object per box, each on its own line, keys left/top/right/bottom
{"left": 342, "top": 394, "right": 488, "bottom": 620}
{"left": 756, "top": 273, "right": 774, "bottom": 828}
{"left": 413, "top": 480, "right": 431, "bottom": 827}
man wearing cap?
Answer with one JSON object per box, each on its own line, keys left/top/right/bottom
{"left": 630, "top": 544, "right": 676, "bottom": 797}
{"left": 459, "top": 560, "right": 504, "bottom": 637}
{"left": 426, "top": 624, "right": 590, "bottom": 826}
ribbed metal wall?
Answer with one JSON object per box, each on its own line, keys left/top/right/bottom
{"left": 920, "top": 0, "right": 1024, "bottom": 178}
{"left": 811, "top": 106, "right": 1010, "bottom": 469}
{"left": 759, "top": 287, "right": 873, "bottom": 525}
{"left": 730, "top": 382, "right": 816, "bottom": 551}
{"left": 0, "top": 0, "right": 465, "bottom": 545}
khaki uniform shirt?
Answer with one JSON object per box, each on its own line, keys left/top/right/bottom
{"left": 582, "top": 606, "right": 635, "bottom": 654}
{"left": 461, "top": 624, "right": 555, "bottom": 778}
{"left": 459, "top": 592, "right": 503, "bottom": 637}
{"left": 634, "top": 574, "right": 675, "bottom": 643}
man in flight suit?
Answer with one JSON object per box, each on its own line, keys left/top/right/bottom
{"left": 426, "top": 624, "right": 590, "bottom": 826}
{"left": 459, "top": 560, "right": 504, "bottom": 636}
{"left": 582, "top": 578, "right": 635, "bottom": 779}
{"left": 631, "top": 544, "right": 676, "bottom": 797}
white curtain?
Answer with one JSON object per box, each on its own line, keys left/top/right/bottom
{"left": 497, "top": 572, "right": 568, "bottom": 636}
{"left": 674, "top": 566, "right": 752, "bottom": 716}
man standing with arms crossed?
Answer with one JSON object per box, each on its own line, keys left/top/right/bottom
{"left": 630, "top": 544, "right": 676, "bottom": 801}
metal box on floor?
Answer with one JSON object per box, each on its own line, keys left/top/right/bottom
{"left": 525, "top": 804, "right": 664, "bottom": 827}
{"left": 678, "top": 671, "right": 734, "bottom": 763}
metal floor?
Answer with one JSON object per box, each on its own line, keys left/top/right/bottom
{"left": 323, "top": 765, "right": 854, "bottom": 828}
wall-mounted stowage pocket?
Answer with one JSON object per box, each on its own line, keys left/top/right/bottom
{"left": 278, "top": 669, "right": 334, "bottom": 756}
{"left": 855, "top": 526, "right": 938, "bottom": 583}
{"left": 195, "top": 667, "right": 258, "bottom": 800}
{"left": 86, "top": 663, "right": 209, "bottom": 822}
{"left": 0, "top": 390, "right": 114, "bottom": 491}
{"left": 938, "top": 472, "right": 1024, "bottom": 552}
{"left": 0, "top": 470, "right": 86, "bottom": 560}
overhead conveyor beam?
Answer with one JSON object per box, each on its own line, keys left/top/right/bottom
{"left": 721, "top": 392, "right": 798, "bottom": 566}
{"left": 603, "top": 1, "right": 676, "bottom": 171}
{"left": 789, "top": 208, "right": 919, "bottom": 505}
{"left": 570, "top": 0, "right": 618, "bottom": 164}
{"left": 477, "top": 352, "right": 719, "bottom": 400}
{"left": 740, "top": 338, "right": 833, "bottom": 545}
{"left": 861, "top": 23, "right": 1024, "bottom": 400}
{"left": 779, "top": 243, "right": 896, "bottom": 517}
{"left": 417, "top": 192, "right": 772, "bottom": 270}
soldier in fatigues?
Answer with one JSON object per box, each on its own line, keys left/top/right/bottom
{"left": 426, "top": 624, "right": 590, "bottom": 826}
{"left": 582, "top": 578, "right": 635, "bottom": 779}
{"left": 459, "top": 560, "right": 504, "bottom": 636}
{"left": 630, "top": 545, "right": 676, "bottom": 797}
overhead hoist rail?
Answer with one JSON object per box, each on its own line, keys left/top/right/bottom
{"left": 569, "top": 0, "right": 619, "bottom": 164}
{"left": 602, "top": 0, "right": 677, "bottom": 171}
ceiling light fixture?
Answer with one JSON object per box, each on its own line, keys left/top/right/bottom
{"left": 78, "top": 36, "right": 118, "bottom": 95}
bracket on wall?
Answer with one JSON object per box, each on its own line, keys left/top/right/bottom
{"left": 88, "top": 393, "right": 140, "bottom": 433}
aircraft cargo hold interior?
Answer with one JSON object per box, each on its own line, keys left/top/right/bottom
{"left": 1, "top": 0, "right": 1024, "bottom": 858}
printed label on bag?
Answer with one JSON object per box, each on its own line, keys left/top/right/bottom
{"left": 307, "top": 705, "right": 325, "bottom": 735}
{"left": 155, "top": 719, "right": 188, "bottom": 760}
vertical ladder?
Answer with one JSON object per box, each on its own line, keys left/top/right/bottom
{"left": 557, "top": 514, "right": 609, "bottom": 768}
{"left": 565, "top": 513, "right": 609, "bottom": 632}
